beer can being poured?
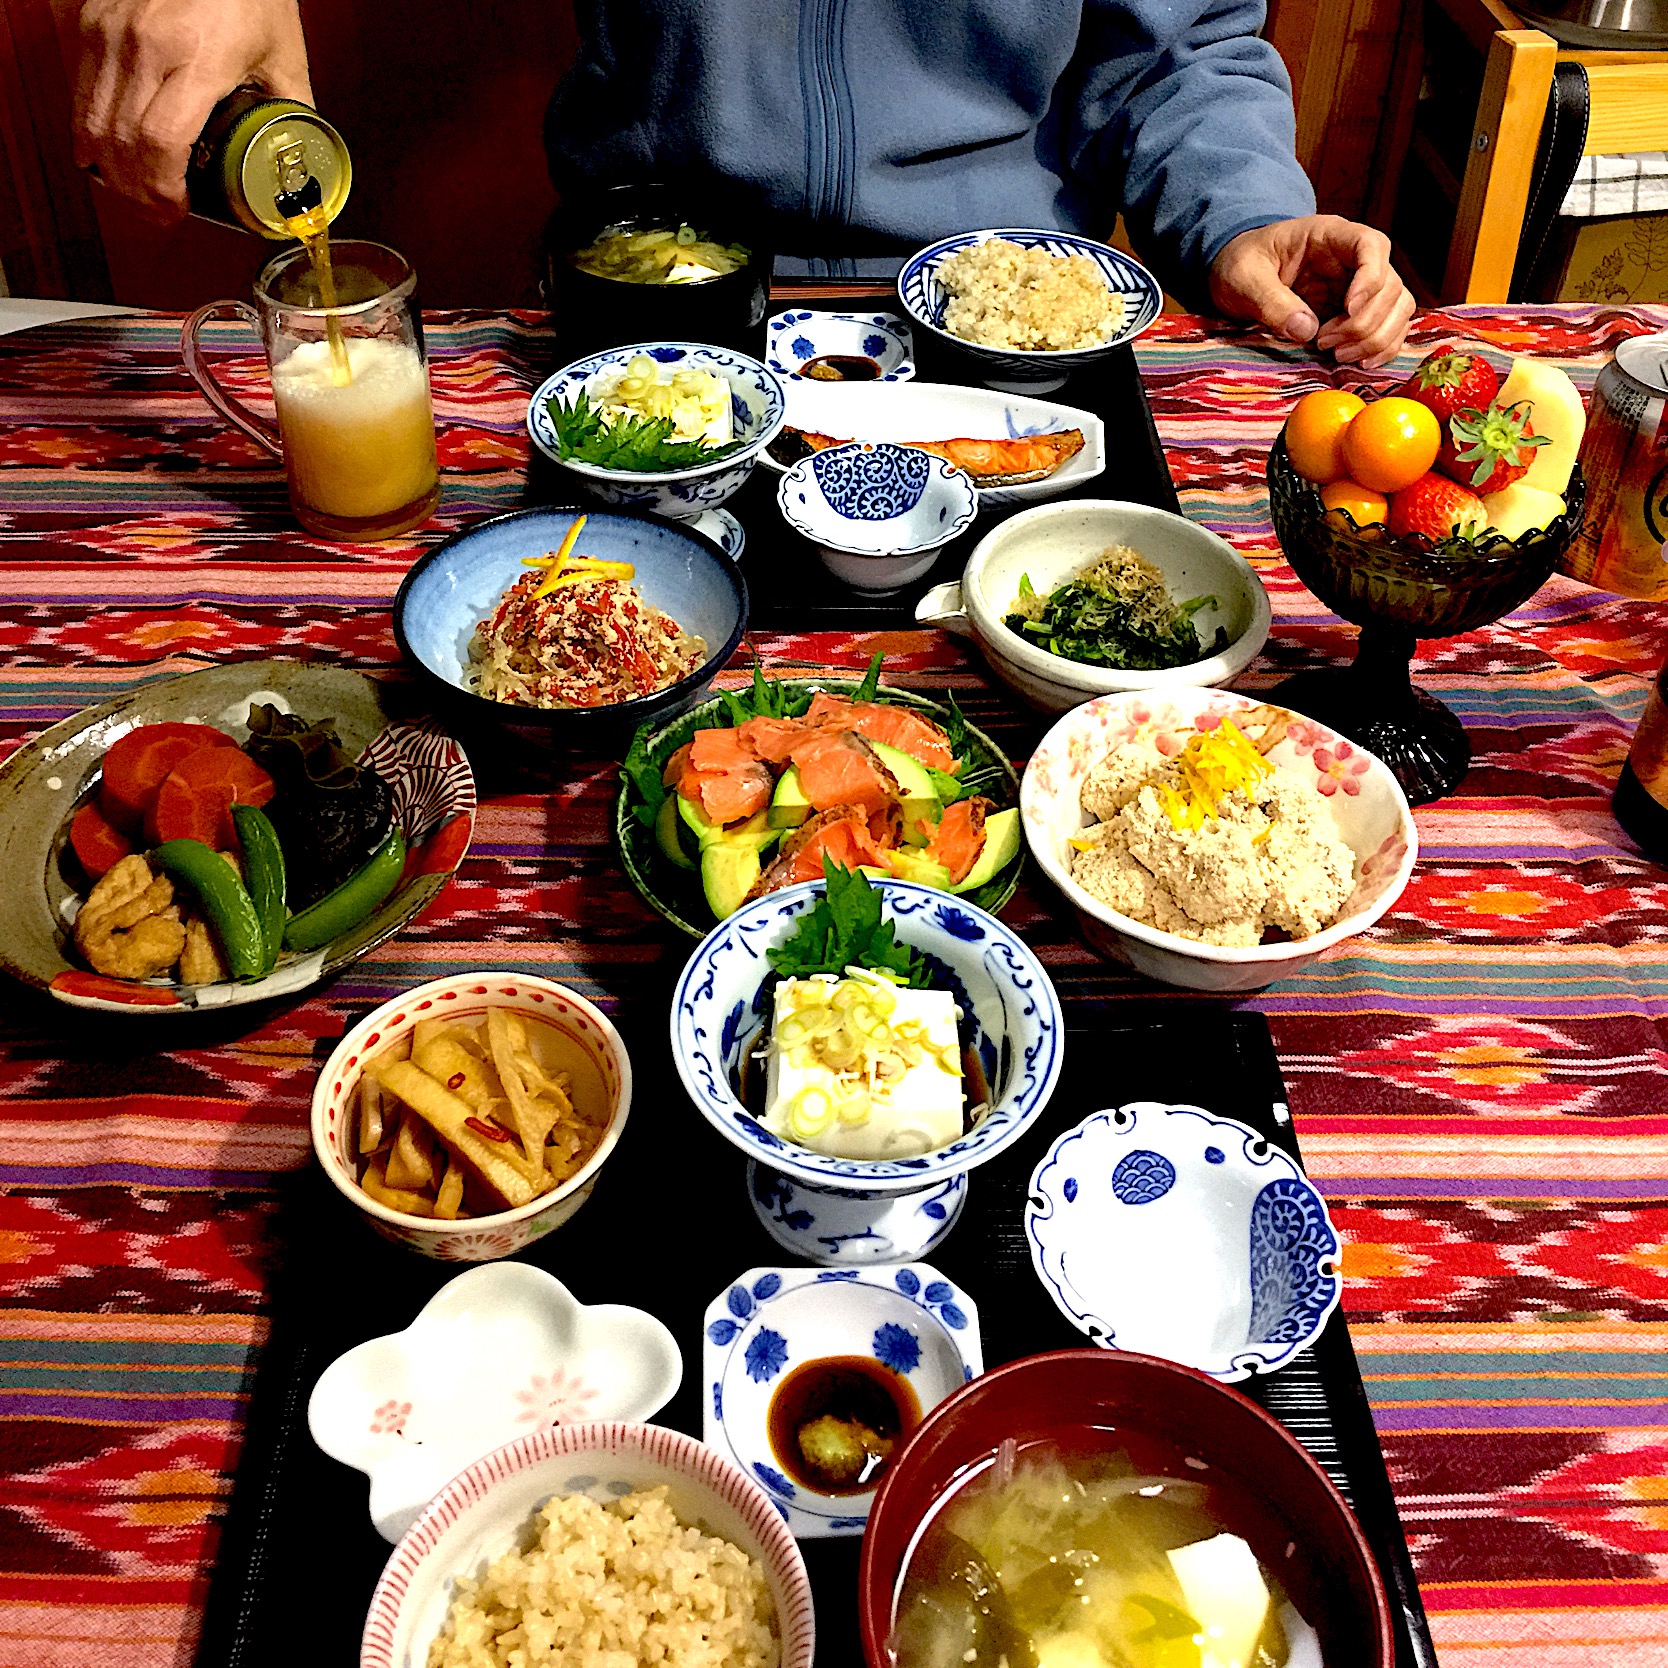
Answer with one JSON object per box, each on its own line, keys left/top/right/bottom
{"left": 186, "top": 86, "right": 352, "bottom": 238}
{"left": 1561, "top": 332, "right": 1668, "bottom": 600}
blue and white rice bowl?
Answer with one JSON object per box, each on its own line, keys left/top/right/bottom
{"left": 1025, "top": 1103, "right": 1342, "bottom": 1381}
{"left": 776, "top": 441, "right": 978, "bottom": 593}
{"left": 765, "top": 310, "right": 916, "bottom": 382}
{"left": 527, "top": 341, "right": 786, "bottom": 520}
{"left": 671, "top": 878, "right": 1064, "bottom": 1264}
{"left": 701, "top": 1264, "right": 981, "bottom": 1538}
{"left": 898, "top": 229, "right": 1163, "bottom": 392}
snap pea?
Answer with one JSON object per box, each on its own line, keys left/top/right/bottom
{"left": 149, "top": 838, "right": 266, "bottom": 980}
{"left": 282, "top": 825, "right": 407, "bottom": 952}
{"left": 230, "top": 803, "right": 286, "bottom": 976}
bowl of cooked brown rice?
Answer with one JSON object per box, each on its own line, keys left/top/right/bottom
{"left": 897, "top": 229, "right": 1162, "bottom": 392}
{"left": 363, "top": 1419, "right": 816, "bottom": 1668}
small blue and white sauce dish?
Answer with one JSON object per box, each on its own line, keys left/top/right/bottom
{"left": 671, "top": 878, "right": 1064, "bottom": 1265}
{"left": 702, "top": 1264, "right": 981, "bottom": 1538}
{"left": 1025, "top": 1102, "right": 1342, "bottom": 1381}
{"left": 527, "top": 340, "right": 786, "bottom": 521}
{"left": 765, "top": 310, "right": 915, "bottom": 383}
{"left": 777, "top": 442, "right": 978, "bottom": 593}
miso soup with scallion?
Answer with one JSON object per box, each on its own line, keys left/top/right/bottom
{"left": 569, "top": 222, "right": 750, "bottom": 285}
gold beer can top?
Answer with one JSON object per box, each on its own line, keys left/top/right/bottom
{"left": 197, "top": 94, "right": 352, "bottom": 237}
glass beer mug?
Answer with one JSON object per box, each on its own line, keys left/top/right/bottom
{"left": 183, "top": 240, "right": 440, "bottom": 540}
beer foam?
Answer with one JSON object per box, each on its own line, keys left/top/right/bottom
{"left": 272, "top": 335, "right": 427, "bottom": 405}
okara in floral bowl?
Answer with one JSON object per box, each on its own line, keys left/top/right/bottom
{"left": 311, "top": 972, "right": 632, "bottom": 1261}
{"left": 363, "top": 1420, "right": 816, "bottom": 1668}
{"left": 671, "top": 877, "right": 1064, "bottom": 1265}
{"left": 1021, "top": 687, "right": 1417, "bottom": 992}
{"left": 702, "top": 1263, "right": 981, "bottom": 1539}
{"left": 527, "top": 340, "right": 785, "bottom": 521}
{"left": 1026, "top": 1104, "right": 1341, "bottom": 1380}
{"left": 776, "top": 440, "right": 977, "bottom": 593}
{"left": 309, "top": 1263, "right": 681, "bottom": 1540}
{"left": 766, "top": 309, "right": 915, "bottom": 382}
{"left": 916, "top": 498, "right": 1271, "bottom": 713}
{"left": 898, "top": 228, "right": 1162, "bottom": 392}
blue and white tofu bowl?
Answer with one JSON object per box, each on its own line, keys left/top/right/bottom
{"left": 765, "top": 310, "right": 916, "bottom": 383}
{"left": 670, "top": 877, "right": 1064, "bottom": 1196}
{"left": 528, "top": 341, "right": 787, "bottom": 519}
{"left": 1026, "top": 1102, "right": 1343, "bottom": 1381}
{"left": 702, "top": 1264, "right": 982, "bottom": 1538}
{"left": 898, "top": 229, "right": 1162, "bottom": 391}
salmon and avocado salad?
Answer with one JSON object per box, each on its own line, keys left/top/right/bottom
{"left": 617, "top": 654, "right": 1023, "bottom": 930}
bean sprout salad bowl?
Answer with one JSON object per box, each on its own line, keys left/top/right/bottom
{"left": 671, "top": 877, "right": 1064, "bottom": 1266}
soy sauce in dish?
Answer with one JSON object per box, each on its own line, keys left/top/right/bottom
{"left": 800, "top": 353, "right": 882, "bottom": 381}
{"left": 767, "top": 1354, "right": 921, "bottom": 1493}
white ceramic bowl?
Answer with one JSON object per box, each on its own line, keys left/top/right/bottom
{"left": 765, "top": 309, "right": 915, "bottom": 382}
{"left": 527, "top": 341, "right": 786, "bottom": 520}
{"left": 1021, "top": 688, "right": 1417, "bottom": 991}
{"left": 917, "top": 500, "right": 1271, "bottom": 713}
{"left": 778, "top": 440, "right": 977, "bottom": 593}
{"left": 362, "top": 1421, "right": 815, "bottom": 1668}
{"left": 311, "top": 972, "right": 632, "bottom": 1260}
{"left": 309, "top": 1263, "right": 682, "bottom": 1539}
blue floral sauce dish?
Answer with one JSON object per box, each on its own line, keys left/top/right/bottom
{"left": 765, "top": 310, "right": 915, "bottom": 383}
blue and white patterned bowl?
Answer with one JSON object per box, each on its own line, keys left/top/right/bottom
{"left": 777, "top": 442, "right": 978, "bottom": 593}
{"left": 1025, "top": 1103, "right": 1342, "bottom": 1381}
{"left": 898, "top": 229, "right": 1163, "bottom": 391}
{"left": 702, "top": 1264, "right": 981, "bottom": 1538}
{"left": 765, "top": 310, "right": 915, "bottom": 382}
{"left": 671, "top": 878, "right": 1064, "bottom": 1196}
{"left": 527, "top": 341, "right": 786, "bottom": 520}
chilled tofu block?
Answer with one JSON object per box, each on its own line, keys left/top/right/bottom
{"left": 762, "top": 976, "right": 964, "bottom": 1160}
{"left": 1169, "top": 1533, "right": 1270, "bottom": 1668}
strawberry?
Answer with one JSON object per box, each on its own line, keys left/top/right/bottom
{"left": 1398, "top": 350, "right": 1499, "bottom": 425}
{"left": 1387, "top": 472, "right": 1486, "bottom": 542}
{"left": 1437, "top": 399, "right": 1548, "bottom": 494}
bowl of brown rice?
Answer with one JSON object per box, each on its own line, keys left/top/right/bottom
{"left": 897, "top": 229, "right": 1162, "bottom": 392}
{"left": 363, "top": 1419, "right": 815, "bottom": 1668}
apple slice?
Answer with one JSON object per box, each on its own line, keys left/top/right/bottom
{"left": 1481, "top": 481, "right": 1565, "bottom": 540}
{"left": 1494, "top": 357, "right": 1585, "bottom": 495}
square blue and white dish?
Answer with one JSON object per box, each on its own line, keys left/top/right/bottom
{"left": 702, "top": 1264, "right": 981, "bottom": 1539}
{"left": 766, "top": 310, "right": 915, "bottom": 383}
{"left": 1025, "top": 1102, "right": 1342, "bottom": 1381}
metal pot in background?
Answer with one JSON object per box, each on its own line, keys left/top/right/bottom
{"left": 1515, "top": 0, "right": 1668, "bottom": 49}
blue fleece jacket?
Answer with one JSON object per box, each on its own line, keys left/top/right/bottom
{"left": 545, "top": 0, "right": 1314, "bottom": 296}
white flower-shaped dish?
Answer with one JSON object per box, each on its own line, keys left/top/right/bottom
{"left": 308, "top": 1263, "right": 682, "bottom": 1540}
{"left": 702, "top": 1265, "right": 981, "bottom": 1539}
{"left": 1025, "top": 1103, "right": 1341, "bottom": 1381}
{"left": 766, "top": 310, "right": 915, "bottom": 382}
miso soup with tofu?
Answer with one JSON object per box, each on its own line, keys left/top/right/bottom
{"left": 891, "top": 1438, "right": 1327, "bottom": 1668}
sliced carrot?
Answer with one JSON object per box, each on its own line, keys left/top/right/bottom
{"left": 69, "top": 800, "right": 135, "bottom": 879}
{"left": 99, "top": 722, "right": 237, "bottom": 833}
{"left": 147, "top": 748, "right": 275, "bottom": 848}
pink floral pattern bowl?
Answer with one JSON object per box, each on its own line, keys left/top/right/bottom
{"left": 1020, "top": 688, "right": 1417, "bottom": 991}
{"left": 310, "top": 973, "right": 632, "bottom": 1259}
{"left": 308, "top": 1263, "right": 680, "bottom": 1540}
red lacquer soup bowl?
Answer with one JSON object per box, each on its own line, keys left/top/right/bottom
{"left": 857, "top": 1349, "right": 1393, "bottom": 1667}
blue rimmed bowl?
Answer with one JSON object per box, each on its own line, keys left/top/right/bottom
{"left": 1025, "top": 1102, "right": 1342, "bottom": 1380}
{"left": 527, "top": 341, "right": 786, "bottom": 520}
{"left": 765, "top": 310, "right": 915, "bottom": 383}
{"left": 671, "top": 877, "right": 1065, "bottom": 1265}
{"left": 897, "top": 229, "right": 1162, "bottom": 392}
{"left": 702, "top": 1264, "right": 981, "bottom": 1539}
{"left": 777, "top": 441, "right": 977, "bottom": 593}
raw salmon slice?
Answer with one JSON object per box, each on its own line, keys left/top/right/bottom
{"left": 689, "top": 725, "right": 759, "bottom": 772}
{"left": 749, "top": 806, "right": 883, "bottom": 899}
{"left": 804, "top": 692, "right": 957, "bottom": 773}
{"left": 734, "top": 714, "right": 811, "bottom": 764}
{"left": 925, "top": 796, "right": 991, "bottom": 885}
{"left": 789, "top": 729, "right": 900, "bottom": 816}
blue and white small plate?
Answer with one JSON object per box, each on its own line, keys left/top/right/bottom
{"left": 1025, "top": 1103, "right": 1341, "bottom": 1381}
{"left": 766, "top": 311, "right": 915, "bottom": 383}
{"left": 702, "top": 1264, "right": 982, "bottom": 1538}
{"left": 686, "top": 506, "right": 746, "bottom": 560}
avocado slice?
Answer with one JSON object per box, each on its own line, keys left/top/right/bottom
{"left": 655, "top": 793, "right": 697, "bottom": 871}
{"left": 768, "top": 766, "right": 813, "bottom": 830}
{"left": 951, "top": 807, "right": 1021, "bottom": 894}
{"left": 703, "top": 841, "right": 762, "bottom": 919}
{"left": 870, "top": 740, "right": 942, "bottom": 838}
{"left": 883, "top": 847, "right": 955, "bottom": 889}
{"left": 679, "top": 795, "right": 778, "bottom": 853}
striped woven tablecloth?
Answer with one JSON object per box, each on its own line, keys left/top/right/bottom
{"left": 0, "top": 302, "right": 1665, "bottom": 1668}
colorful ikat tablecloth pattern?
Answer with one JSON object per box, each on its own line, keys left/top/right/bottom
{"left": 0, "top": 302, "right": 1664, "bottom": 1667}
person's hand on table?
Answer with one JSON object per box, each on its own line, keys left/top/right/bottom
{"left": 1209, "top": 215, "right": 1416, "bottom": 370}
{"left": 73, "top": 0, "right": 313, "bottom": 223}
